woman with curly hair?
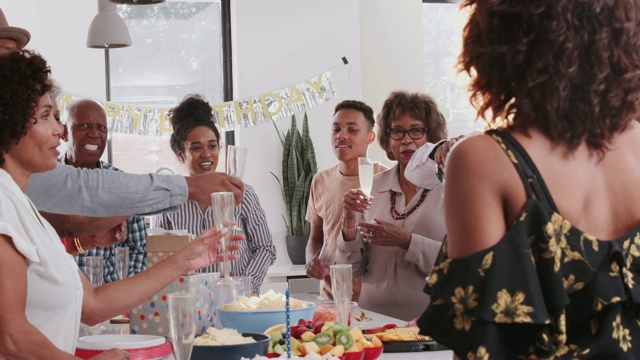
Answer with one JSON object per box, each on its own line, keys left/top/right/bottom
{"left": 419, "top": 1, "right": 640, "bottom": 358}
{"left": 336, "top": 90, "right": 448, "bottom": 321}
{"left": 0, "top": 51, "right": 242, "bottom": 359}
{"left": 152, "top": 94, "right": 276, "bottom": 294}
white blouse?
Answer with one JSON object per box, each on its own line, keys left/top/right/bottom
{"left": 0, "top": 169, "right": 83, "bottom": 352}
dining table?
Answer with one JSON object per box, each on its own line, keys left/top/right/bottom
{"left": 82, "top": 308, "right": 453, "bottom": 360}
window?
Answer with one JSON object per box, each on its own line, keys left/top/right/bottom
{"left": 422, "top": 2, "right": 482, "bottom": 137}
{"left": 108, "top": 0, "right": 230, "bottom": 174}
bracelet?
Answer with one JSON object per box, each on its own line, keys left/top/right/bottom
{"left": 73, "top": 238, "right": 86, "bottom": 254}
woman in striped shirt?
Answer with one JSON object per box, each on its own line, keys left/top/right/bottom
{"left": 152, "top": 94, "right": 276, "bottom": 294}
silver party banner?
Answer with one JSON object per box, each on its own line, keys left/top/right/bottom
{"left": 59, "top": 71, "right": 337, "bottom": 136}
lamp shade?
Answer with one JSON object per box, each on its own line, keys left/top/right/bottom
{"left": 110, "top": 0, "right": 165, "bottom": 4}
{"left": 87, "top": 0, "right": 131, "bottom": 48}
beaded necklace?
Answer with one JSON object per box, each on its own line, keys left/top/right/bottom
{"left": 390, "top": 189, "right": 428, "bottom": 220}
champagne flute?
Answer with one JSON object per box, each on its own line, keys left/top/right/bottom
{"left": 115, "top": 247, "right": 129, "bottom": 281}
{"left": 358, "top": 157, "right": 374, "bottom": 223}
{"left": 211, "top": 191, "right": 236, "bottom": 280}
{"left": 225, "top": 145, "right": 247, "bottom": 234}
{"left": 82, "top": 256, "right": 107, "bottom": 335}
{"left": 211, "top": 192, "right": 243, "bottom": 327}
{"left": 226, "top": 145, "right": 248, "bottom": 180}
{"left": 167, "top": 293, "right": 196, "bottom": 360}
{"left": 330, "top": 264, "right": 353, "bottom": 325}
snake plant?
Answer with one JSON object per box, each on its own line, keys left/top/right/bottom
{"left": 271, "top": 112, "right": 318, "bottom": 236}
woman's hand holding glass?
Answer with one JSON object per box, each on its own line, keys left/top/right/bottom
{"left": 343, "top": 188, "right": 373, "bottom": 240}
{"left": 178, "top": 225, "right": 244, "bottom": 272}
{"left": 356, "top": 219, "right": 412, "bottom": 249}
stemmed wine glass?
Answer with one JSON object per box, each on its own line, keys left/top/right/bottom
{"left": 358, "top": 157, "right": 374, "bottom": 223}
{"left": 167, "top": 293, "right": 196, "bottom": 360}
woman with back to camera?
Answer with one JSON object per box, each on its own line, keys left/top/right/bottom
{"left": 419, "top": 1, "right": 640, "bottom": 358}
{"left": 0, "top": 50, "right": 243, "bottom": 359}
{"left": 152, "top": 94, "right": 276, "bottom": 294}
{"left": 336, "top": 91, "right": 448, "bottom": 321}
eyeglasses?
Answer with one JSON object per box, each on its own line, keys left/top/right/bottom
{"left": 387, "top": 127, "right": 428, "bottom": 140}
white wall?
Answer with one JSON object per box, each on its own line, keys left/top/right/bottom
{"left": 0, "top": 0, "right": 105, "bottom": 99}
{"left": 231, "top": 0, "right": 363, "bottom": 263}
{"left": 1, "top": 0, "right": 426, "bottom": 265}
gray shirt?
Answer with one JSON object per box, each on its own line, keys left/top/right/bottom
{"left": 27, "top": 163, "right": 188, "bottom": 216}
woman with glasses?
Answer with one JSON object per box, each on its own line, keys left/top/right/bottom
{"left": 335, "top": 91, "right": 448, "bottom": 320}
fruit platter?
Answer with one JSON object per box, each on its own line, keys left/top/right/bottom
{"left": 264, "top": 319, "right": 383, "bottom": 360}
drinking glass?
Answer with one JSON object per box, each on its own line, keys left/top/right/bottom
{"left": 83, "top": 256, "right": 104, "bottom": 288}
{"left": 115, "top": 247, "right": 129, "bottom": 281}
{"left": 82, "top": 256, "right": 106, "bottom": 334}
{"left": 213, "top": 278, "right": 243, "bottom": 328}
{"left": 211, "top": 190, "right": 243, "bottom": 322}
{"left": 330, "top": 264, "right": 353, "bottom": 325}
{"left": 231, "top": 275, "right": 253, "bottom": 297}
{"left": 167, "top": 293, "right": 197, "bottom": 360}
{"left": 226, "top": 145, "right": 248, "bottom": 180}
{"left": 358, "top": 157, "right": 374, "bottom": 222}
{"left": 211, "top": 191, "right": 236, "bottom": 280}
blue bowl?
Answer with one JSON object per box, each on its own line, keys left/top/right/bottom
{"left": 218, "top": 302, "right": 316, "bottom": 333}
{"left": 191, "top": 332, "right": 269, "bottom": 360}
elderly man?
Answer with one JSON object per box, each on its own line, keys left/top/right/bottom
{"left": 59, "top": 99, "right": 148, "bottom": 282}
{"left": 0, "top": 8, "right": 244, "bottom": 232}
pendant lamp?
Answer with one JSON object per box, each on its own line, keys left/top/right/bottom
{"left": 86, "top": 0, "right": 131, "bottom": 48}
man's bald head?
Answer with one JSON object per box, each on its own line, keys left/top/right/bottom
{"left": 64, "top": 99, "right": 109, "bottom": 169}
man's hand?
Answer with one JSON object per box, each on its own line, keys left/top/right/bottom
{"left": 305, "top": 256, "right": 328, "bottom": 280}
{"left": 186, "top": 172, "right": 244, "bottom": 205}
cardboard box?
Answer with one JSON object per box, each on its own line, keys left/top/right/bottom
{"left": 146, "top": 234, "right": 193, "bottom": 271}
{"left": 130, "top": 273, "right": 220, "bottom": 336}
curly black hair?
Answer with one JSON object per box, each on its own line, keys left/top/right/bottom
{"left": 334, "top": 100, "right": 376, "bottom": 129}
{"left": 461, "top": 0, "right": 640, "bottom": 151}
{"left": 168, "top": 94, "right": 220, "bottom": 162}
{"left": 0, "top": 50, "right": 51, "bottom": 166}
{"left": 377, "top": 91, "right": 448, "bottom": 161}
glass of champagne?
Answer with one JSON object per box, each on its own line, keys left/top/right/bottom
{"left": 358, "top": 157, "right": 374, "bottom": 222}
{"left": 167, "top": 293, "right": 196, "bottom": 360}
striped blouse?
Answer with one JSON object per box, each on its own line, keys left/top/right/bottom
{"left": 151, "top": 183, "right": 276, "bottom": 293}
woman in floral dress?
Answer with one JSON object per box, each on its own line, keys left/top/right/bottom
{"left": 419, "top": 1, "right": 640, "bottom": 359}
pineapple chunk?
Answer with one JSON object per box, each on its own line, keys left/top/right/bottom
{"left": 371, "top": 336, "right": 383, "bottom": 348}
{"left": 355, "top": 341, "right": 364, "bottom": 351}
{"left": 357, "top": 337, "right": 374, "bottom": 349}
{"left": 349, "top": 326, "right": 364, "bottom": 341}
{"left": 321, "top": 322, "right": 335, "bottom": 332}
{"left": 299, "top": 341, "right": 320, "bottom": 355}
{"left": 319, "top": 344, "right": 334, "bottom": 355}
{"left": 330, "top": 345, "right": 345, "bottom": 356}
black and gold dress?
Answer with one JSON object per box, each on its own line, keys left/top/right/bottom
{"left": 418, "top": 130, "right": 640, "bottom": 359}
